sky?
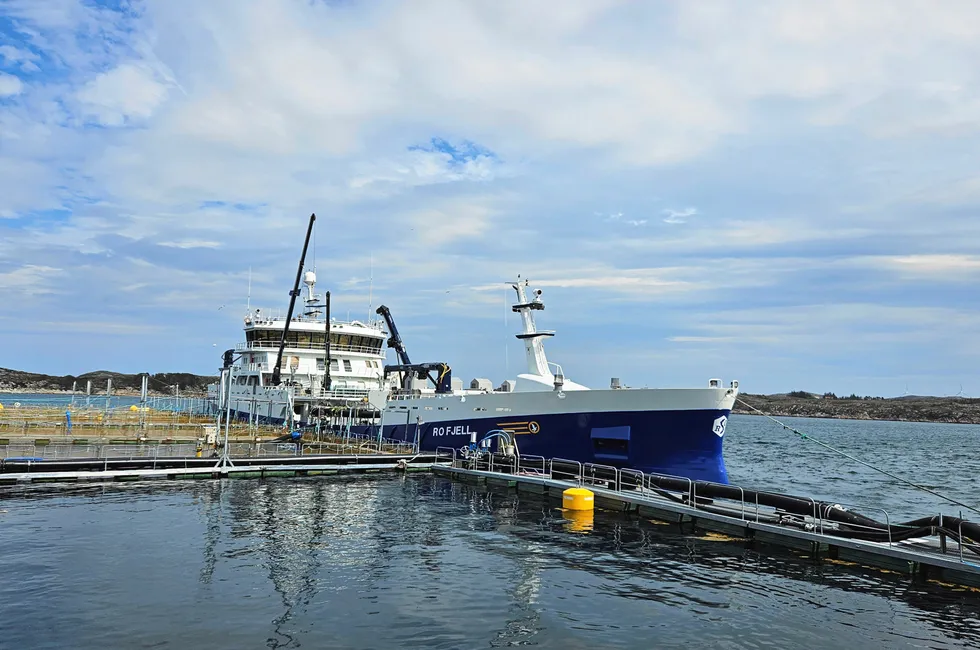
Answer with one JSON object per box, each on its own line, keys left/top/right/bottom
{"left": 1, "top": 0, "right": 979, "bottom": 397}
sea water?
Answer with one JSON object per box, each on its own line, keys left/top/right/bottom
{"left": 1, "top": 414, "right": 978, "bottom": 649}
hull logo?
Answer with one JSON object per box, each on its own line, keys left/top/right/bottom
{"left": 712, "top": 416, "right": 728, "bottom": 437}
{"left": 497, "top": 420, "right": 541, "bottom": 435}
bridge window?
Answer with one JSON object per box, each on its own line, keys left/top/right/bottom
{"left": 245, "top": 329, "right": 385, "bottom": 351}
{"left": 343, "top": 360, "right": 352, "bottom": 372}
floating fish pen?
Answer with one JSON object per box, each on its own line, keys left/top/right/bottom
{"left": 433, "top": 448, "right": 980, "bottom": 589}
{"left": 0, "top": 401, "right": 227, "bottom": 438}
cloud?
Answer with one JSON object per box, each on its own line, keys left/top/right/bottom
{"left": 662, "top": 208, "right": 697, "bottom": 224}
{"left": 854, "top": 254, "right": 980, "bottom": 280}
{"left": 0, "top": 264, "right": 63, "bottom": 295}
{"left": 75, "top": 63, "right": 172, "bottom": 126}
{"left": 0, "top": 72, "right": 23, "bottom": 96}
{"left": 0, "top": 45, "right": 40, "bottom": 72}
{"left": 348, "top": 138, "right": 503, "bottom": 192}
{"left": 407, "top": 196, "right": 500, "bottom": 247}
{"left": 159, "top": 240, "right": 222, "bottom": 250}
{"left": 0, "top": 0, "right": 979, "bottom": 394}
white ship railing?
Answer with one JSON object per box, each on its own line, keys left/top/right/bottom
{"left": 306, "top": 388, "right": 372, "bottom": 400}
{"left": 235, "top": 342, "right": 384, "bottom": 355}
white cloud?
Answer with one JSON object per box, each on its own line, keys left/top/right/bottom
{"left": 159, "top": 240, "right": 222, "bottom": 249}
{"left": 855, "top": 254, "right": 980, "bottom": 279}
{"left": 0, "top": 45, "right": 40, "bottom": 72}
{"left": 663, "top": 208, "right": 697, "bottom": 224}
{"left": 408, "top": 197, "right": 498, "bottom": 246}
{"left": 0, "top": 265, "right": 63, "bottom": 295}
{"left": 75, "top": 63, "right": 171, "bottom": 125}
{"left": 0, "top": 72, "right": 23, "bottom": 97}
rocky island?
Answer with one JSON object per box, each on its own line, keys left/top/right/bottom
{"left": 734, "top": 391, "right": 980, "bottom": 425}
{"left": 0, "top": 368, "right": 216, "bottom": 397}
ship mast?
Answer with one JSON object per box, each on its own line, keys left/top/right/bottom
{"left": 511, "top": 277, "right": 553, "bottom": 378}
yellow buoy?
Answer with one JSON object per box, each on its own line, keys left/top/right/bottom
{"left": 0, "top": 403, "right": 4, "bottom": 411}
{"left": 129, "top": 405, "right": 139, "bottom": 412}
{"left": 562, "top": 487, "right": 594, "bottom": 511}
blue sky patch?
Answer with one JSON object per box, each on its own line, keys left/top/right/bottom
{"left": 408, "top": 137, "right": 499, "bottom": 165}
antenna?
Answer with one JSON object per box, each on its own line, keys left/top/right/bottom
{"left": 247, "top": 266, "right": 252, "bottom": 312}
{"left": 368, "top": 253, "right": 374, "bottom": 324}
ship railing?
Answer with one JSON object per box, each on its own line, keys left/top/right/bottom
{"left": 308, "top": 388, "right": 372, "bottom": 400}
{"left": 236, "top": 342, "right": 384, "bottom": 355}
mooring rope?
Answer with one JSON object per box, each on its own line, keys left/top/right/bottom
{"left": 736, "top": 397, "right": 980, "bottom": 516}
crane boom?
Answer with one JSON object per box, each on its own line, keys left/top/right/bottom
{"left": 271, "top": 213, "right": 316, "bottom": 386}
{"left": 375, "top": 305, "right": 411, "bottom": 365}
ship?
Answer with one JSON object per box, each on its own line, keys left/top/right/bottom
{"left": 375, "top": 277, "right": 739, "bottom": 484}
{"left": 210, "top": 214, "right": 738, "bottom": 483}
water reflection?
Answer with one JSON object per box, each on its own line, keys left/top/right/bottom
{"left": 3, "top": 473, "right": 979, "bottom": 649}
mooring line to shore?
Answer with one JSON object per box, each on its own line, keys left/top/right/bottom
{"left": 736, "top": 398, "right": 980, "bottom": 516}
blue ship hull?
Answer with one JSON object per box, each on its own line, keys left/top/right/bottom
{"left": 226, "top": 405, "right": 731, "bottom": 483}
{"left": 382, "top": 407, "right": 731, "bottom": 483}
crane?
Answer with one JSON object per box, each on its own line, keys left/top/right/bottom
{"left": 375, "top": 304, "right": 452, "bottom": 393}
{"left": 383, "top": 362, "right": 453, "bottom": 394}
{"left": 272, "top": 213, "right": 316, "bottom": 386}
{"left": 375, "top": 305, "right": 411, "bottom": 365}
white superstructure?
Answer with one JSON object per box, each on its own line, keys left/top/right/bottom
{"left": 209, "top": 271, "right": 394, "bottom": 427}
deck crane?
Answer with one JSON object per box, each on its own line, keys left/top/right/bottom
{"left": 375, "top": 305, "right": 453, "bottom": 394}
{"left": 375, "top": 305, "right": 410, "bottom": 365}
{"left": 272, "top": 213, "right": 316, "bottom": 386}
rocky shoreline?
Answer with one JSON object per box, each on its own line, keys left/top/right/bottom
{"left": 0, "top": 368, "right": 214, "bottom": 398}
{"left": 734, "top": 393, "right": 980, "bottom": 425}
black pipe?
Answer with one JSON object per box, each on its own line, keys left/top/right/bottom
{"left": 272, "top": 213, "right": 316, "bottom": 386}
{"left": 639, "top": 473, "right": 980, "bottom": 550}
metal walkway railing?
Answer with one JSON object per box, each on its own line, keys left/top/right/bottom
{"left": 433, "top": 448, "right": 980, "bottom": 568}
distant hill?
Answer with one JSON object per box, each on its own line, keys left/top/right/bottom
{"left": 734, "top": 392, "right": 980, "bottom": 425}
{"left": 0, "top": 368, "right": 217, "bottom": 396}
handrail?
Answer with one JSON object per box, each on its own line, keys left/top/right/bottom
{"left": 550, "top": 458, "right": 583, "bottom": 485}
{"left": 518, "top": 454, "right": 547, "bottom": 476}
{"left": 619, "top": 468, "right": 644, "bottom": 492}
{"left": 438, "top": 455, "right": 980, "bottom": 567}
{"left": 236, "top": 341, "right": 383, "bottom": 355}
{"left": 644, "top": 471, "right": 694, "bottom": 505}
{"left": 583, "top": 462, "right": 619, "bottom": 491}
{"left": 834, "top": 503, "right": 894, "bottom": 546}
